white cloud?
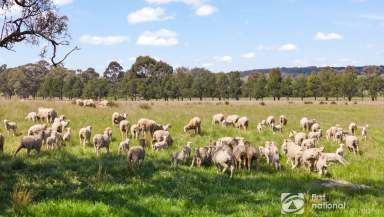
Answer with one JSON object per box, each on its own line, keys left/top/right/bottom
{"left": 360, "top": 14, "right": 384, "bottom": 21}
{"left": 314, "top": 32, "right": 343, "bottom": 40}
{"left": 137, "top": 29, "right": 178, "bottom": 46}
{"left": 213, "top": 56, "right": 232, "bottom": 63}
{"left": 127, "top": 7, "right": 172, "bottom": 24}
{"left": 195, "top": 4, "right": 216, "bottom": 16}
{"left": 53, "top": 0, "right": 73, "bottom": 6}
{"left": 241, "top": 52, "right": 255, "bottom": 59}
{"left": 79, "top": 35, "right": 129, "bottom": 45}
{"left": 279, "top": 43, "right": 297, "bottom": 51}
{"left": 202, "top": 63, "right": 213, "bottom": 67}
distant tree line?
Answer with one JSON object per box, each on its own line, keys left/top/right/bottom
{"left": 0, "top": 56, "right": 383, "bottom": 101}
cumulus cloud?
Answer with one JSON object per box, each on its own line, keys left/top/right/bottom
{"left": 53, "top": 0, "right": 73, "bottom": 6}
{"left": 314, "top": 32, "right": 343, "bottom": 40}
{"left": 241, "top": 52, "right": 255, "bottom": 59}
{"left": 213, "top": 56, "right": 232, "bottom": 63}
{"left": 195, "top": 4, "right": 216, "bottom": 16}
{"left": 279, "top": 43, "right": 297, "bottom": 51}
{"left": 79, "top": 35, "right": 129, "bottom": 45}
{"left": 137, "top": 29, "right": 178, "bottom": 46}
{"left": 128, "top": 7, "right": 172, "bottom": 24}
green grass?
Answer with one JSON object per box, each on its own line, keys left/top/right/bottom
{"left": 0, "top": 100, "right": 383, "bottom": 217}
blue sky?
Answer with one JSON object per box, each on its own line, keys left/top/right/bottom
{"left": 1, "top": 0, "right": 384, "bottom": 73}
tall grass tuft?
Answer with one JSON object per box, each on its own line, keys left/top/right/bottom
{"left": 11, "top": 184, "right": 32, "bottom": 213}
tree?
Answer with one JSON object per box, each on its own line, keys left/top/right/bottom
{"left": 281, "top": 76, "right": 293, "bottom": 100}
{"left": 216, "top": 73, "right": 230, "bottom": 100}
{"left": 292, "top": 75, "right": 307, "bottom": 100}
{"left": 104, "top": 61, "right": 124, "bottom": 100}
{"left": 191, "top": 68, "right": 211, "bottom": 100}
{"left": 307, "top": 72, "right": 321, "bottom": 100}
{"left": 228, "top": 71, "right": 242, "bottom": 100}
{"left": 318, "top": 67, "right": 335, "bottom": 101}
{"left": 254, "top": 73, "right": 267, "bottom": 100}
{"left": 267, "top": 68, "right": 282, "bottom": 100}
{"left": 341, "top": 66, "right": 357, "bottom": 101}
{"left": 364, "top": 66, "right": 383, "bottom": 101}
{"left": 0, "top": 0, "right": 79, "bottom": 66}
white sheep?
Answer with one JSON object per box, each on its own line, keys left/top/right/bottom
{"left": 28, "top": 124, "right": 47, "bottom": 136}
{"left": 266, "top": 115, "right": 275, "bottom": 126}
{"left": 112, "top": 112, "right": 127, "bottom": 126}
{"left": 271, "top": 122, "right": 283, "bottom": 134}
{"left": 37, "top": 107, "right": 57, "bottom": 123}
{"left": 311, "top": 122, "right": 321, "bottom": 132}
{"left": 212, "top": 113, "right": 225, "bottom": 125}
{"left": 46, "top": 131, "right": 62, "bottom": 150}
{"left": 301, "top": 138, "right": 316, "bottom": 149}
{"left": 289, "top": 131, "right": 306, "bottom": 146}
{"left": 13, "top": 133, "right": 44, "bottom": 157}
{"left": 119, "top": 120, "right": 131, "bottom": 139}
{"left": 361, "top": 125, "right": 368, "bottom": 141}
{"left": 345, "top": 135, "right": 359, "bottom": 154}
{"left": 308, "top": 130, "right": 322, "bottom": 141}
{"left": 79, "top": 126, "right": 92, "bottom": 146}
{"left": 184, "top": 117, "right": 201, "bottom": 135}
{"left": 25, "top": 112, "right": 39, "bottom": 122}
{"left": 93, "top": 132, "right": 111, "bottom": 156}
{"left": 104, "top": 127, "right": 113, "bottom": 138}
{"left": 127, "top": 140, "right": 145, "bottom": 167}
{"left": 62, "top": 127, "right": 71, "bottom": 144}
{"left": 153, "top": 136, "right": 169, "bottom": 151}
{"left": 223, "top": 114, "right": 240, "bottom": 127}
{"left": 3, "top": 120, "right": 17, "bottom": 136}
{"left": 118, "top": 139, "right": 130, "bottom": 154}
{"left": 349, "top": 122, "right": 357, "bottom": 135}
{"left": 130, "top": 124, "right": 140, "bottom": 139}
{"left": 279, "top": 115, "right": 288, "bottom": 126}
{"left": 281, "top": 139, "right": 303, "bottom": 169}
{"left": 171, "top": 142, "right": 192, "bottom": 166}
{"left": 235, "top": 116, "right": 249, "bottom": 130}
{"left": 152, "top": 130, "right": 173, "bottom": 146}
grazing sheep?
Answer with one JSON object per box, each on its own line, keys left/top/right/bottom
{"left": 223, "top": 114, "right": 240, "bottom": 127}
{"left": 271, "top": 122, "right": 283, "bottom": 134}
{"left": 46, "top": 131, "right": 62, "bottom": 150}
{"left": 184, "top": 117, "right": 201, "bottom": 135}
{"left": 289, "top": 131, "right": 306, "bottom": 146}
{"left": 345, "top": 135, "right": 359, "bottom": 154}
{"left": 83, "top": 99, "right": 96, "bottom": 108}
{"left": 235, "top": 116, "right": 249, "bottom": 130}
{"left": 13, "top": 133, "right": 44, "bottom": 157}
{"left": 99, "top": 100, "right": 111, "bottom": 107}
{"left": 79, "top": 126, "right": 92, "bottom": 146}
{"left": 191, "top": 146, "right": 213, "bottom": 167}
{"left": 137, "top": 118, "right": 164, "bottom": 136}
{"left": 28, "top": 124, "right": 47, "bottom": 136}
{"left": 52, "top": 119, "right": 70, "bottom": 133}
{"left": 37, "top": 107, "right": 57, "bottom": 123}
{"left": 212, "top": 146, "right": 236, "bottom": 178}
{"left": 215, "top": 137, "right": 244, "bottom": 150}
{"left": 336, "top": 143, "right": 344, "bottom": 157}
{"left": 153, "top": 130, "right": 173, "bottom": 146}
{"left": 257, "top": 122, "right": 266, "bottom": 133}
{"left": 104, "top": 127, "right": 113, "bottom": 138}
{"left": 153, "top": 136, "right": 169, "bottom": 151}
{"left": 212, "top": 113, "right": 225, "bottom": 124}
{"left": 320, "top": 152, "right": 347, "bottom": 165}
{"left": 171, "top": 142, "right": 192, "bottom": 166}
{"left": 0, "top": 134, "right": 4, "bottom": 153}
{"left": 3, "top": 120, "right": 17, "bottom": 136}
{"left": 112, "top": 112, "right": 127, "bottom": 126}
{"left": 361, "top": 125, "right": 368, "bottom": 141}
{"left": 130, "top": 124, "right": 140, "bottom": 139}
{"left": 260, "top": 141, "right": 281, "bottom": 170}
{"left": 25, "top": 112, "right": 39, "bottom": 122}
{"left": 93, "top": 132, "right": 111, "bottom": 156}
{"left": 233, "top": 143, "right": 247, "bottom": 169}
{"left": 280, "top": 115, "right": 288, "bottom": 126}
{"left": 315, "top": 155, "right": 328, "bottom": 176}
{"left": 119, "top": 120, "right": 131, "bottom": 139}
{"left": 127, "top": 140, "right": 145, "bottom": 167}
{"left": 266, "top": 116, "right": 275, "bottom": 126}
{"left": 311, "top": 122, "right": 321, "bottom": 132}
{"left": 300, "top": 117, "right": 316, "bottom": 131}
{"left": 308, "top": 130, "right": 322, "bottom": 141}
{"left": 281, "top": 139, "right": 303, "bottom": 169}
{"left": 301, "top": 147, "right": 324, "bottom": 172}
{"left": 301, "top": 138, "right": 316, "bottom": 149}
{"left": 75, "top": 99, "right": 84, "bottom": 106}
{"left": 62, "top": 128, "right": 71, "bottom": 143}
{"left": 349, "top": 122, "right": 357, "bottom": 135}
{"left": 118, "top": 139, "right": 130, "bottom": 154}
{"left": 245, "top": 145, "right": 261, "bottom": 171}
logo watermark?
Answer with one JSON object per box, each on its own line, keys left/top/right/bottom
{"left": 281, "top": 193, "right": 305, "bottom": 214}
{"left": 311, "top": 194, "right": 346, "bottom": 210}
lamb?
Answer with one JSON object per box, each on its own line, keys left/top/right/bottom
{"left": 361, "top": 125, "right": 368, "bottom": 141}
{"left": 266, "top": 115, "right": 275, "bottom": 126}
{"left": 235, "top": 116, "right": 249, "bottom": 130}
{"left": 25, "top": 112, "right": 39, "bottom": 122}
{"left": 62, "top": 128, "right": 71, "bottom": 143}
{"left": 46, "top": 131, "right": 62, "bottom": 150}
{"left": 3, "top": 120, "right": 17, "bottom": 136}
{"left": 212, "top": 146, "right": 236, "bottom": 178}
{"left": 127, "top": 139, "right": 145, "bottom": 167}
{"left": 0, "top": 134, "right": 4, "bottom": 153}
{"left": 13, "top": 133, "right": 44, "bottom": 157}
{"left": 37, "top": 107, "right": 57, "bottom": 123}
{"left": 191, "top": 146, "right": 213, "bottom": 167}
{"left": 301, "top": 138, "right": 316, "bottom": 149}
{"left": 212, "top": 113, "right": 225, "bottom": 124}
{"left": 280, "top": 115, "right": 288, "bottom": 126}
{"left": 112, "top": 112, "right": 127, "bottom": 126}
{"left": 281, "top": 139, "right": 303, "bottom": 169}
{"left": 130, "top": 124, "right": 140, "bottom": 139}
{"left": 345, "top": 135, "right": 359, "bottom": 154}
{"left": 349, "top": 122, "right": 357, "bottom": 135}
{"left": 271, "top": 122, "right": 283, "bottom": 133}
{"left": 301, "top": 147, "right": 324, "bottom": 171}
{"left": 93, "top": 132, "right": 111, "bottom": 156}
{"left": 153, "top": 136, "right": 169, "bottom": 151}
{"left": 79, "top": 126, "right": 92, "bottom": 146}
{"left": 289, "top": 131, "right": 306, "bottom": 146}
{"left": 184, "top": 117, "right": 201, "bottom": 135}
{"left": 119, "top": 120, "right": 131, "bottom": 139}
{"left": 28, "top": 124, "right": 47, "bottom": 136}
{"left": 104, "top": 127, "right": 113, "bottom": 138}
{"left": 311, "top": 122, "right": 321, "bottom": 132}
{"left": 118, "top": 139, "right": 130, "bottom": 154}
{"left": 171, "top": 142, "right": 192, "bottom": 166}
{"left": 308, "top": 130, "right": 322, "bottom": 141}
{"left": 223, "top": 114, "right": 240, "bottom": 127}
{"left": 152, "top": 130, "right": 173, "bottom": 146}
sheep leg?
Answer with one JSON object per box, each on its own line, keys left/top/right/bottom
{"left": 229, "top": 165, "right": 234, "bottom": 178}
{"left": 221, "top": 163, "right": 228, "bottom": 175}
{"left": 190, "top": 157, "right": 195, "bottom": 168}
{"left": 13, "top": 145, "right": 24, "bottom": 158}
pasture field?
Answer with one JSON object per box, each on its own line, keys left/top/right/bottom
{"left": 0, "top": 99, "right": 383, "bottom": 217}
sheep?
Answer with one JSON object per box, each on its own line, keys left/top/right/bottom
{"left": 245, "top": 145, "right": 261, "bottom": 171}
{"left": 83, "top": 99, "right": 96, "bottom": 108}
{"left": 315, "top": 155, "right": 328, "bottom": 176}
{"left": 153, "top": 136, "right": 169, "bottom": 151}
{"left": 13, "top": 133, "right": 44, "bottom": 157}
{"left": 320, "top": 152, "right": 347, "bottom": 165}
{"left": 361, "top": 125, "right": 368, "bottom": 141}
{"left": 3, "top": 120, "right": 17, "bottom": 136}
{"left": 152, "top": 130, "right": 173, "bottom": 146}
{"left": 184, "top": 117, "right": 201, "bottom": 135}
{"left": 130, "top": 124, "right": 140, "bottom": 139}
{"left": 25, "top": 112, "right": 39, "bottom": 122}
{"left": 349, "top": 122, "right": 357, "bottom": 135}
{"left": 235, "top": 116, "right": 249, "bottom": 130}
{"left": 99, "top": 100, "right": 111, "bottom": 107}
{"left": 0, "top": 134, "right": 4, "bottom": 153}
{"left": 118, "top": 139, "right": 130, "bottom": 154}
{"left": 46, "top": 131, "right": 62, "bottom": 150}
{"left": 266, "top": 115, "right": 275, "bottom": 126}
{"left": 233, "top": 142, "right": 247, "bottom": 169}
{"left": 281, "top": 139, "right": 303, "bottom": 169}
{"left": 271, "top": 122, "right": 283, "bottom": 134}
{"left": 289, "top": 131, "right": 306, "bottom": 146}
{"left": 75, "top": 99, "right": 84, "bottom": 106}
{"left": 311, "top": 122, "right": 321, "bottom": 132}
{"left": 301, "top": 147, "right": 324, "bottom": 172}
{"left": 79, "top": 126, "right": 92, "bottom": 146}
{"left": 62, "top": 127, "right": 71, "bottom": 144}
{"left": 345, "top": 135, "right": 359, "bottom": 154}
{"left": 51, "top": 119, "right": 70, "bottom": 133}
{"left": 223, "top": 114, "right": 240, "bottom": 127}
{"left": 280, "top": 115, "right": 288, "bottom": 126}
{"left": 163, "top": 124, "right": 172, "bottom": 131}
{"left": 259, "top": 141, "right": 281, "bottom": 170}
{"left": 104, "top": 127, "right": 113, "bottom": 138}
{"left": 212, "top": 113, "right": 225, "bottom": 124}
{"left": 37, "top": 107, "right": 57, "bottom": 123}
{"left": 257, "top": 122, "right": 266, "bottom": 133}
{"left": 119, "top": 120, "right": 131, "bottom": 139}
{"left": 127, "top": 140, "right": 145, "bottom": 167}
{"left": 28, "top": 124, "right": 47, "bottom": 136}
{"left": 191, "top": 146, "right": 213, "bottom": 167}
{"left": 212, "top": 146, "right": 236, "bottom": 178}
{"left": 112, "top": 112, "right": 127, "bottom": 126}
{"left": 215, "top": 137, "right": 244, "bottom": 150}
{"left": 93, "top": 132, "right": 111, "bottom": 156}
{"left": 301, "top": 138, "right": 316, "bottom": 149}
{"left": 336, "top": 143, "right": 344, "bottom": 157}
{"left": 137, "top": 118, "right": 164, "bottom": 136}
{"left": 308, "top": 130, "right": 322, "bottom": 141}
{"left": 171, "top": 142, "right": 192, "bottom": 166}
{"left": 300, "top": 117, "right": 316, "bottom": 131}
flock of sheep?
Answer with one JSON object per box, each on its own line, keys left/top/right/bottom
{"left": 0, "top": 107, "right": 369, "bottom": 178}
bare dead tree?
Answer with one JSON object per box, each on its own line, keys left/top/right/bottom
{"left": 0, "top": 0, "right": 79, "bottom": 67}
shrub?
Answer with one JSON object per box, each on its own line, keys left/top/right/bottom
{"left": 330, "top": 101, "right": 337, "bottom": 104}
{"left": 259, "top": 102, "right": 266, "bottom": 106}
{"left": 225, "top": 101, "right": 230, "bottom": 105}
{"left": 139, "top": 103, "right": 151, "bottom": 110}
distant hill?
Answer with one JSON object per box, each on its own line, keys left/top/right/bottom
{"left": 240, "top": 65, "right": 384, "bottom": 78}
